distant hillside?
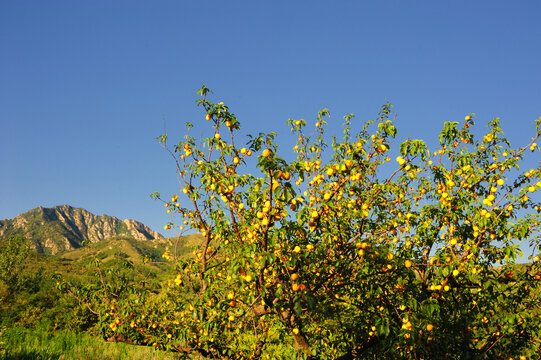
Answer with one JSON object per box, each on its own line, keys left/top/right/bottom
{"left": 59, "top": 233, "right": 204, "bottom": 271}
{"left": 0, "top": 205, "right": 164, "bottom": 255}
{"left": 60, "top": 234, "right": 204, "bottom": 264}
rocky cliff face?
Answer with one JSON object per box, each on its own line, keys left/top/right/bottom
{"left": 0, "top": 205, "right": 163, "bottom": 255}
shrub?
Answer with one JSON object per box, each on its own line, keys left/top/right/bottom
{"left": 100, "top": 87, "right": 541, "bottom": 359}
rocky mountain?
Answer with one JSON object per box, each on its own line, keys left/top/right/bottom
{"left": 0, "top": 205, "right": 164, "bottom": 255}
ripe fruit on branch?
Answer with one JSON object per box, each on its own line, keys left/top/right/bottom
{"left": 149, "top": 89, "right": 541, "bottom": 359}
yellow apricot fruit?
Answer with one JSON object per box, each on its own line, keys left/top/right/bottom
{"left": 262, "top": 149, "right": 271, "bottom": 157}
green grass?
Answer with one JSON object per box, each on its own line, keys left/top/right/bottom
{"left": 0, "top": 327, "right": 297, "bottom": 360}
{"left": 0, "top": 327, "right": 180, "bottom": 360}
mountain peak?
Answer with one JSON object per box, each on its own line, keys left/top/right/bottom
{"left": 0, "top": 205, "right": 163, "bottom": 255}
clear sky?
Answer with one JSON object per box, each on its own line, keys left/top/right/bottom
{"left": 1, "top": 1, "right": 540, "bottom": 250}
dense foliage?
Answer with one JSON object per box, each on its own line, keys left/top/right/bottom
{"left": 0, "top": 235, "right": 173, "bottom": 337}
{"left": 91, "top": 87, "right": 541, "bottom": 359}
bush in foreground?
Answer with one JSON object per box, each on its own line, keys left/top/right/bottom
{"left": 98, "top": 87, "right": 541, "bottom": 359}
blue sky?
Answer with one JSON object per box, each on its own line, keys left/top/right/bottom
{"left": 1, "top": 1, "right": 540, "bottom": 250}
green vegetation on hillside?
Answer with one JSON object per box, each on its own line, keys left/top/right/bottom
{"left": 0, "top": 232, "right": 201, "bottom": 342}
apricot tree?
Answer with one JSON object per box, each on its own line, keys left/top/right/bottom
{"left": 102, "top": 87, "right": 541, "bottom": 359}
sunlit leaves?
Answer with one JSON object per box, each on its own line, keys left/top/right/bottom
{"left": 98, "top": 88, "right": 541, "bottom": 359}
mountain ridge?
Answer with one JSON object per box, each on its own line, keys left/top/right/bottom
{"left": 0, "top": 205, "right": 164, "bottom": 255}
